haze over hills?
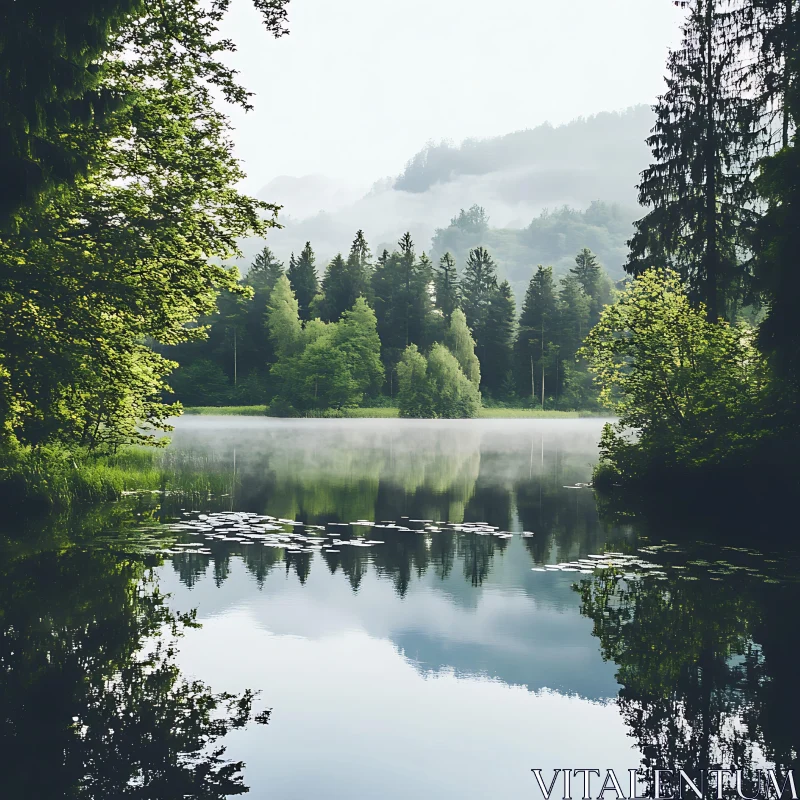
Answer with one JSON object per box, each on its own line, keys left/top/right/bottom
{"left": 238, "top": 105, "right": 655, "bottom": 292}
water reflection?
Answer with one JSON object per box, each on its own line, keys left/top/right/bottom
{"left": 2, "top": 418, "right": 798, "bottom": 799}
{"left": 577, "top": 562, "right": 800, "bottom": 791}
{"left": 0, "top": 542, "right": 270, "bottom": 799}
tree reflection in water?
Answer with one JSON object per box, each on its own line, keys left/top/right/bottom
{"left": 0, "top": 547, "right": 269, "bottom": 799}
{"left": 577, "top": 570, "right": 800, "bottom": 790}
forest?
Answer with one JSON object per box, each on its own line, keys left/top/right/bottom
{"left": 1, "top": 0, "right": 799, "bottom": 499}
{"left": 166, "top": 234, "right": 614, "bottom": 415}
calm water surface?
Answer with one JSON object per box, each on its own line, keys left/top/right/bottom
{"left": 2, "top": 418, "right": 798, "bottom": 799}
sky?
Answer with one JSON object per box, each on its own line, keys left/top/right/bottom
{"left": 218, "top": 0, "right": 686, "bottom": 193}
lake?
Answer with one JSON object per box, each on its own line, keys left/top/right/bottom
{"left": 2, "top": 418, "right": 798, "bottom": 800}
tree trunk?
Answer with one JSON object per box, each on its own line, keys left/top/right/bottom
{"left": 704, "top": 0, "right": 719, "bottom": 322}
{"left": 530, "top": 354, "right": 535, "bottom": 401}
{"left": 784, "top": 0, "right": 793, "bottom": 149}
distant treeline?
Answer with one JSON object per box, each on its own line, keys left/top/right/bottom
{"left": 166, "top": 232, "right": 614, "bottom": 415}
{"left": 239, "top": 200, "right": 637, "bottom": 302}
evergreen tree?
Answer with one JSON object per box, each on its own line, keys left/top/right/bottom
{"left": 735, "top": 0, "right": 798, "bottom": 151}
{"left": 318, "top": 254, "right": 350, "bottom": 322}
{"left": 481, "top": 280, "right": 516, "bottom": 397}
{"left": 371, "top": 235, "right": 434, "bottom": 374}
{"left": 287, "top": 242, "right": 319, "bottom": 321}
{"left": 625, "top": 0, "right": 763, "bottom": 321}
{"left": 742, "top": 0, "right": 800, "bottom": 402}
{"left": 461, "top": 246, "right": 498, "bottom": 331}
{"left": 444, "top": 309, "right": 481, "bottom": 387}
{"left": 571, "top": 248, "right": 612, "bottom": 327}
{"left": 557, "top": 274, "right": 591, "bottom": 360}
{"left": 461, "top": 246, "right": 499, "bottom": 376}
{"left": 245, "top": 246, "right": 284, "bottom": 295}
{"left": 434, "top": 252, "right": 460, "bottom": 322}
{"left": 347, "top": 229, "right": 373, "bottom": 286}
{"left": 557, "top": 273, "right": 597, "bottom": 408}
{"left": 316, "top": 230, "right": 373, "bottom": 322}
{"left": 398, "top": 233, "right": 434, "bottom": 349}
{"left": 514, "top": 266, "right": 559, "bottom": 405}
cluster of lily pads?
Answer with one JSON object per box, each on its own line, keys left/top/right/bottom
{"left": 161, "top": 511, "right": 536, "bottom": 556}
{"left": 531, "top": 551, "right": 667, "bottom": 578}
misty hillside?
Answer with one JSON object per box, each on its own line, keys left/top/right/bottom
{"left": 394, "top": 105, "right": 653, "bottom": 201}
{"left": 429, "top": 202, "right": 635, "bottom": 302}
{"left": 237, "top": 105, "right": 653, "bottom": 292}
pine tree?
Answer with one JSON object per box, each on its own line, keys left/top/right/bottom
{"left": 514, "top": 266, "right": 558, "bottom": 404}
{"left": 735, "top": 0, "right": 798, "bottom": 151}
{"left": 461, "top": 246, "right": 498, "bottom": 372}
{"left": 399, "top": 233, "right": 434, "bottom": 349}
{"left": 557, "top": 274, "right": 591, "bottom": 359}
{"left": 318, "top": 253, "right": 351, "bottom": 322}
{"left": 571, "top": 248, "right": 612, "bottom": 327}
{"left": 739, "top": 0, "right": 800, "bottom": 399}
{"left": 625, "top": 0, "right": 763, "bottom": 321}
{"left": 445, "top": 309, "right": 481, "bottom": 387}
{"left": 371, "top": 235, "right": 434, "bottom": 372}
{"left": 287, "top": 242, "right": 319, "bottom": 321}
{"left": 481, "top": 280, "right": 516, "bottom": 397}
{"left": 347, "top": 229, "right": 372, "bottom": 282}
{"left": 434, "top": 252, "right": 460, "bottom": 322}
{"left": 245, "top": 246, "right": 284, "bottom": 295}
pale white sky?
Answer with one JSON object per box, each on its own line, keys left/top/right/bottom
{"left": 219, "top": 0, "right": 685, "bottom": 192}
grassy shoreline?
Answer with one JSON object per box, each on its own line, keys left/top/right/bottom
{"left": 0, "top": 446, "right": 164, "bottom": 511}
{"left": 183, "top": 405, "right": 607, "bottom": 419}
{"left": 0, "top": 445, "right": 234, "bottom": 513}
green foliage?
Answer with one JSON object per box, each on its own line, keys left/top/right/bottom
{"left": 444, "top": 309, "right": 481, "bottom": 387}
{"left": 580, "top": 269, "right": 771, "bottom": 484}
{"left": 425, "top": 344, "right": 482, "bottom": 418}
{"left": 461, "top": 246, "right": 498, "bottom": 341}
{"left": 286, "top": 323, "right": 355, "bottom": 412}
{"left": 334, "top": 297, "right": 385, "bottom": 398}
{"left": 751, "top": 118, "right": 800, "bottom": 401}
{"left": 481, "top": 280, "right": 516, "bottom": 396}
{"left": 557, "top": 274, "right": 591, "bottom": 358}
{"left": 396, "top": 345, "right": 430, "bottom": 418}
{"left": 287, "top": 241, "right": 320, "bottom": 321}
{"left": 433, "top": 252, "right": 460, "bottom": 323}
{"left": 0, "top": 0, "right": 285, "bottom": 453}
{"left": 429, "top": 201, "right": 636, "bottom": 301}
{"left": 269, "top": 287, "right": 383, "bottom": 414}
{"left": 266, "top": 275, "right": 304, "bottom": 362}
{"left": 316, "top": 236, "right": 373, "bottom": 323}
{"left": 0, "top": 0, "right": 141, "bottom": 223}
{"left": 0, "top": 0, "right": 291, "bottom": 218}
{"left": 370, "top": 234, "right": 434, "bottom": 368}
{"left": 625, "top": 0, "right": 762, "bottom": 320}
{"left": 571, "top": 248, "right": 612, "bottom": 327}
{"left": 514, "top": 265, "right": 558, "bottom": 401}
{"left": 169, "top": 359, "right": 237, "bottom": 407}
{"left": 397, "top": 343, "right": 480, "bottom": 419}
{"left": 245, "top": 246, "right": 284, "bottom": 295}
